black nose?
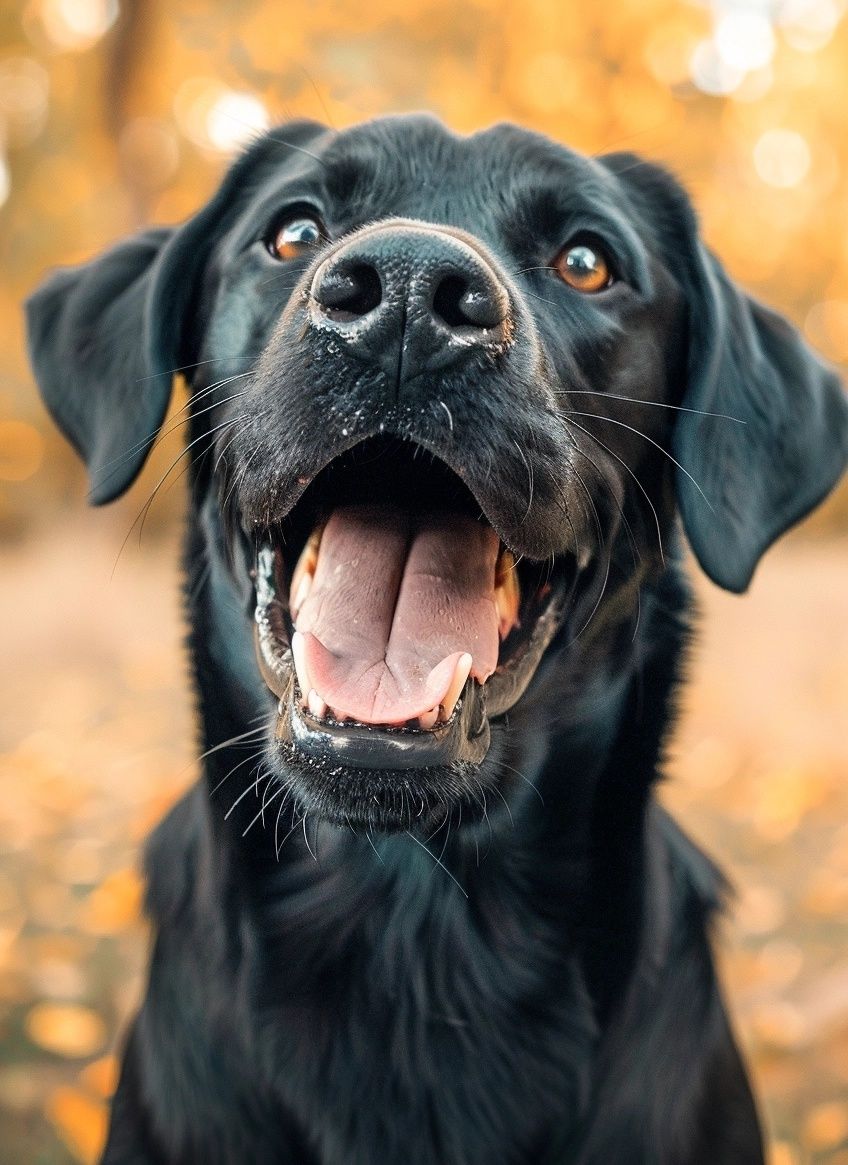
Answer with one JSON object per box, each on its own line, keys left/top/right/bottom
{"left": 309, "top": 221, "right": 511, "bottom": 388}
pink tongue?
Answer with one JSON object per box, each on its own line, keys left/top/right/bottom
{"left": 293, "top": 505, "right": 500, "bottom": 724}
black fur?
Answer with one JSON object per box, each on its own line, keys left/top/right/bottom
{"left": 26, "top": 115, "right": 848, "bottom": 1164}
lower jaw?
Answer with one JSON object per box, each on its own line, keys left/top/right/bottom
{"left": 276, "top": 676, "right": 491, "bottom": 770}
{"left": 270, "top": 726, "right": 508, "bottom": 835}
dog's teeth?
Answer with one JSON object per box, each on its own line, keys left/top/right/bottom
{"left": 494, "top": 549, "right": 520, "bottom": 640}
{"left": 418, "top": 706, "right": 439, "bottom": 730}
{"left": 329, "top": 707, "right": 348, "bottom": 722}
{"left": 307, "top": 689, "right": 327, "bottom": 719}
{"left": 440, "top": 652, "right": 472, "bottom": 721}
{"left": 291, "top": 631, "right": 312, "bottom": 703}
{"left": 289, "top": 526, "right": 323, "bottom": 618}
{"left": 291, "top": 573, "right": 312, "bottom": 620}
{"left": 495, "top": 547, "right": 515, "bottom": 586}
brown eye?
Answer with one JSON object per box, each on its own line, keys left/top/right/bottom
{"left": 269, "top": 215, "right": 324, "bottom": 261}
{"left": 553, "top": 242, "right": 613, "bottom": 293}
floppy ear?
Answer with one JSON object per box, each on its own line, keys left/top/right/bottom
{"left": 26, "top": 227, "right": 175, "bottom": 504}
{"left": 26, "top": 119, "right": 328, "bottom": 504}
{"left": 602, "top": 153, "right": 848, "bottom": 592}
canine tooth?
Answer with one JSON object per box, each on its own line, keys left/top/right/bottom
{"left": 494, "top": 550, "right": 520, "bottom": 639}
{"left": 307, "top": 689, "right": 327, "bottom": 719}
{"left": 291, "top": 631, "right": 311, "bottom": 702}
{"left": 440, "top": 652, "right": 472, "bottom": 721}
{"left": 495, "top": 576, "right": 520, "bottom": 640}
{"left": 289, "top": 526, "right": 323, "bottom": 616}
{"left": 291, "top": 573, "right": 312, "bottom": 620}
{"left": 495, "top": 547, "right": 515, "bottom": 587}
{"left": 418, "top": 706, "right": 439, "bottom": 730}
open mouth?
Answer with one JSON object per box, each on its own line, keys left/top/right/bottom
{"left": 252, "top": 439, "right": 569, "bottom": 770}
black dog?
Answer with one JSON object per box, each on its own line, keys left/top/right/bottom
{"left": 27, "top": 116, "right": 848, "bottom": 1164}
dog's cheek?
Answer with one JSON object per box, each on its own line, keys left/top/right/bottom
{"left": 198, "top": 497, "right": 269, "bottom": 720}
{"left": 200, "top": 261, "right": 295, "bottom": 385}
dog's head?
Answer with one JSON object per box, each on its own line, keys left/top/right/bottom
{"left": 27, "top": 116, "right": 848, "bottom": 832}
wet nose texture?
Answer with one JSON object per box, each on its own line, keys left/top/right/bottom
{"left": 309, "top": 225, "right": 511, "bottom": 393}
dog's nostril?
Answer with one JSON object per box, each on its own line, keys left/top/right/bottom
{"left": 313, "top": 261, "right": 382, "bottom": 320}
{"left": 432, "top": 273, "right": 507, "bottom": 330}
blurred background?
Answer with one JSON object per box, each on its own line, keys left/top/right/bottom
{"left": 0, "top": 0, "right": 847, "bottom": 1161}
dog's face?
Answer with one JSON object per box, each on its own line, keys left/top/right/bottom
{"left": 27, "top": 116, "right": 848, "bottom": 833}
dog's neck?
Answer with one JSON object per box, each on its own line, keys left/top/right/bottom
{"left": 176, "top": 501, "right": 691, "bottom": 1013}
{"left": 131, "top": 508, "right": 695, "bottom": 1160}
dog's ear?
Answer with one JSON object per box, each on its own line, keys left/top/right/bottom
{"left": 602, "top": 153, "right": 848, "bottom": 592}
{"left": 26, "top": 119, "right": 328, "bottom": 504}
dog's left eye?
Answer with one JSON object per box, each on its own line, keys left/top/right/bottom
{"left": 268, "top": 215, "right": 325, "bottom": 261}
{"left": 552, "top": 241, "right": 614, "bottom": 293}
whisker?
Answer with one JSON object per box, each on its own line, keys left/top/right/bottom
{"left": 491, "top": 759, "right": 545, "bottom": 807}
{"left": 134, "top": 356, "right": 258, "bottom": 384}
{"left": 490, "top": 782, "right": 515, "bottom": 829}
{"left": 297, "top": 65, "right": 337, "bottom": 129}
{"left": 242, "top": 780, "right": 286, "bottom": 837}
{"left": 96, "top": 372, "right": 254, "bottom": 482}
{"left": 263, "top": 129, "right": 329, "bottom": 168}
{"left": 512, "top": 438, "right": 535, "bottom": 523}
{"left": 436, "top": 808, "right": 453, "bottom": 866}
{"left": 563, "top": 417, "right": 665, "bottom": 563}
{"left": 274, "top": 788, "right": 295, "bottom": 855}
{"left": 515, "top": 287, "right": 561, "bottom": 309}
{"left": 509, "top": 265, "right": 556, "bottom": 278}
{"left": 276, "top": 810, "right": 304, "bottom": 860}
{"left": 365, "top": 829, "right": 385, "bottom": 865}
{"left": 209, "top": 745, "right": 269, "bottom": 797}
{"left": 404, "top": 829, "right": 468, "bottom": 899}
{"left": 557, "top": 389, "right": 745, "bottom": 424}
{"left": 224, "top": 770, "right": 271, "bottom": 819}
{"left": 570, "top": 445, "right": 643, "bottom": 572}
{"left": 564, "top": 410, "right": 715, "bottom": 513}
{"left": 111, "top": 416, "right": 236, "bottom": 577}
{"left": 197, "top": 718, "right": 267, "bottom": 766}
{"left": 569, "top": 460, "right": 605, "bottom": 553}
{"left": 302, "top": 812, "right": 317, "bottom": 861}
{"left": 572, "top": 539, "right": 612, "bottom": 643}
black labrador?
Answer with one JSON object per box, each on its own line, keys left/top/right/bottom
{"left": 27, "top": 116, "right": 848, "bottom": 1164}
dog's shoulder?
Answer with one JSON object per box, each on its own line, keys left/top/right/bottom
{"left": 654, "top": 804, "right": 726, "bottom": 922}
{"left": 142, "top": 783, "right": 209, "bottom": 926}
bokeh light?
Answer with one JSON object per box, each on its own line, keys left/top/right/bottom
{"left": 714, "top": 9, "right": 776, "bottom": 72}
{"left": 0, "top": 155, "right": 9, "bottom": 209}
{"left": 753, "top": 127, "right": 812, "bottom": 186}
{"left": 35, "top": 0, "right": 119, "bottom": 53}
{"left": 779, "top": 0, "right": 844, "bottom": 52}
{"left": 0, "top": 56, "right": 49, "bottom": 145}
{"left": 174, "top": 77, "right": 270, "bottom": 154}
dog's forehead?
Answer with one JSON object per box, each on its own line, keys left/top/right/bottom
{"left": 219, "top": 115, "right": 623, "bottom": 244}
{"left": 317, "top": 115, "right": 612, "bottom": 218}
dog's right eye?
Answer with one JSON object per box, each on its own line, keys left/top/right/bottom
{"left": 268, "top": 215, "right": 325, "bottom": 261}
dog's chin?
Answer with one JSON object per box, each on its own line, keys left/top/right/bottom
{"left": 270, "top": 741, "right": 504, "bottom": 835}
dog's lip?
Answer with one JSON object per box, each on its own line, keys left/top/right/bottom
{"left": 240, "top": 430, "right": 554, "bottom": 563}
{"left": 281, "top": 682, "right": 492, "bottom": 770}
